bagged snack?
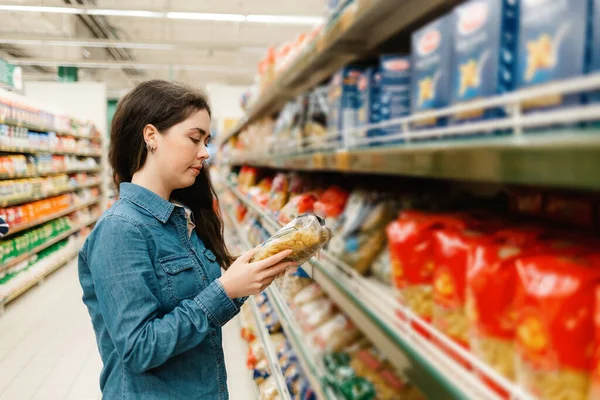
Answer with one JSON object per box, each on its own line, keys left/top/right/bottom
{"left": 252, "top": 213, "right": 333, "bottom": 266}
{"left": 312, "top": 314, "right": 362, "bottom": 353}
{"left": 386, "top": 211, "right": 468, "bottom": 324}
{"left": 313, "top": 186, "right": 350, "bottom": 233}
{"left": 515, "top": 253, "right": 600, "bottom": 400}
{"left": 278, "top": 271, "right": 312, "bottom": 303}
{"left": 297, "top": 298, "right": 337, "bottom": 332}
{"left": 303, "top": 86, "right": 329, "bottom": 150}
{"left": 292, "top": 283, "right": 325, "bottom": 307}
{"left": 328, "top": 191, "right": 396, "bottom": 275}
{"left": 268, "top": 173, "right": 290, "bottom": 213}
{"left": 371, "top": 248, "right": 392, "bottom": 286}
{"left": 238, "top": 166, "right": 259, "bottom": 192}
{"left": 278, "top": 193, "right": 319, "bottom": 225}
{"left": 259, "top": 376, "right": 280, "bottom": 400}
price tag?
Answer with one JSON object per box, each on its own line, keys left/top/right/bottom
{"left": 312, "top": 153, "right": 325, "bottom": 169}
{"left": 335, "top": 150, "right": 351, "bottom": 171}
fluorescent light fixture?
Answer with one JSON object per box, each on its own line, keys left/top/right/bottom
{"left": 9, "top": 59, "right": 254, "bottom": 74}
{"left": 246, "top": 15, "right": 324, "bottom": 25}
{"left": 0, "top": 5, "right": 81, "bottom": 14}
{"left": 0, "top": 5, "right": 323, "bottom": 25}
{"left": 166, "top": 12, "right": 245, "bottom": 21}
{"left": 85, "top": 9, "right": 164, "bottom": 18}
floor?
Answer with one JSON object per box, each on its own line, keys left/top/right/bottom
{"left": 0, "top": 259, "right": 255, "bottom": 400}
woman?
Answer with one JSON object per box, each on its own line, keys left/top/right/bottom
{"left": 78, "top": 80, "right": 294, "bottom": 400}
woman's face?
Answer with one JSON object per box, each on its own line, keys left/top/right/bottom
{"left": 155, "top": 108, "right": 211, "bottom": 191}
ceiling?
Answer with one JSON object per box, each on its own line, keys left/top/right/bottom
{"left": 0, "top": 0, "right": 324, "bottom": 94}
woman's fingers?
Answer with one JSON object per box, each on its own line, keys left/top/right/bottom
{"left": 255, "top": 249, "right": 293, "bottom": 269}
{"left": 238, "top": 246, "right": 260, "bottom": 263}
{"left": 262, "top": 261, "right": 297, "bottom": 280}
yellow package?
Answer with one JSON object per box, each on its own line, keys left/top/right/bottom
{"left": 252, "top": 213, "right": 333, "bottom": 265}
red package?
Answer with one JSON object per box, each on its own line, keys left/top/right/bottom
{"left": 515, "top": 253, "right": 600, "bottom": 399}
{"left": 313, "top": 186, "right": 350, "bottom": 229}
{"left": 277, "top": 193, "right": 318, "bottom": 225}
{"left": 386, "top": 211, "right": 469, "bottom": 329}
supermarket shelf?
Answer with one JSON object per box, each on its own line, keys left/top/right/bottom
{"left": 0, "top": 247, "right": 79, "bottom": 313}
{"left": 223, "top": 72, "right": 600, "bottom": 190}
{"left": 220, "top": 0, "right": 462, "bottom": 144}
{"left": 222, "top": 203, "right": 334, "bottom": 400}
{"left": 0, "top": 167, "right": 101, "bottom": 180}
{"left": 0, "top": 118, "right": 102, "bottom": 141}
{"left": 225, "top": 180, "right": 537, "bottom": 400}
{"left": 1, "top": 180, "right": 101, "bottom": 207}
{"left": 4, "top": 199, "right": 99, "bottom": 238}
{"left": 248, "top": 295, "right": 293, "bottom": 400}
{"left": 0, "top": 145, "right": 102, "bottom": 157}
{"left": 0, "top": 215, "right": 99, "bottom": 274}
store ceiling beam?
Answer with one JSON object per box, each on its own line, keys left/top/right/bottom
{"left": 0, "top": 5, "right": 324, "bottom": 25}
{"left": 8, "top": 58, "right": 255, "bottom": 74}
{"left": 0, "top": 35, "right": 268, "bottom": 53}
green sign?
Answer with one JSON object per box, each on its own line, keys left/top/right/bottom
{"left": 0, "top": 58, "right": 15, "bottom": 88}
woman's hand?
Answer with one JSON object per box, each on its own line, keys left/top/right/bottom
{"left": 218, "top": 248, "right": 295, "bottom": 299}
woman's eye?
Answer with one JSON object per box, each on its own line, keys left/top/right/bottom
{"left": 190, "top": 138, "right": 201, "bottom": 144}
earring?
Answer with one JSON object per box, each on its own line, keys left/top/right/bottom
{"left": 146, "top": 142, "right": 156, "bottom": 153}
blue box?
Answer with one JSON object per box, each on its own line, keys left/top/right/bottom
{"left": 357, "top": 67, "right": 383, "bottom": 144}
{"left": 411, "top": 14, "right": 454, "bottom": 127}
{"left": 379, "top": 55, "right": 411, "bottom": 137}
{"left": 328, "top": 65, "right": 364, "bottom": 146}
{"left": 588, "top": 0, "right": 600, "bottom": 103}
{"left": 452, "top": 0, "right": 519, "bottom": 121}
{"left": 517, "top": 0, "right": 593, "bottom": 109}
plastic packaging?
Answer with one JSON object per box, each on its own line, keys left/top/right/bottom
{"left": 312, "top": 314, "right": 362, "bottom": 353}
{"left": 252, "top": 213, "right": 333, "bottom": 265}
{"left": 292, "top": 283, "right": 325, "bottom": 307}
{"left": 297, "top": 298, "right": 337, "bottom": 332}
{"left": 371, "top": 248, "right": 392, "bottom": 286}
{"left": 277, "top": 193, "right": 319, "bottom": 225}
{"left": 328, "top": 191, "right": 396, "bottom": 275}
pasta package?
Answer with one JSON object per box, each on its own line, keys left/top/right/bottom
{"left": 312, "top": 314, "right": 363, "bottom": 353}
{"left": 515, "top": 253, "right": 600, "bottom": 400}
{"left": 313, "top": 186, "right": 350, "bottom": 233}
{"left": 252, "top": 213, "right": 333, "bottom": 265}
{"left": 466, "top": 227, "right": 547, "bottom": 382}
{"left": 386, "top": 211, "right": 469, "bottom": 324}
{"left": 267, "top": 173, "right": 290, "bottom": 213}
{"left": 328, "top": 191, "right": 396, "bottom": 275}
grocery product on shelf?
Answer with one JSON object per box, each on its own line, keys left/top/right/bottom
{"left": 328, "top": 66, "right": 365, "bottom": 146}
{"left": 251, "top": 213, "right": 333, "bottom": 266}
{"left": 451, "top": 0, "right": 519, "bottom": 122}
{"left": 411, "top": 14, "right": 454, "bottom": 127}
{"left": 514, "top": 253, "right": 600, "bottom": 400}
{"left": 313, "top": 185, "right": 350, "bottom": 233}
{"left": 378, "top": 54, "right": 411, "bottom": 138}
{"left": 357, "top": 67, "right": 382, "bottom": 142}
{"left": 267, "top": 173, "right": 291, "bottom": 213}
{"left": 328, "top": 191, "right": 396, "bottom": 275}
{"left": 517, "top": 0, "right": 592, "bottom": 109}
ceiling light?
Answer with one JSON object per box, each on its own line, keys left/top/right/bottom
{"left": 246, "top": 15, "right": 324, "bottom": 25}
{"left": 166, "top": 12, "right": 245, "bottom": 22}
{"left": 85, "top": 9, "right": 164, "bottom": 18}
{"left": 0, "top": 5, "right": 81, "bottom": 14}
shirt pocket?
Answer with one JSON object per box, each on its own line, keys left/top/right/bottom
{"left": 203, "top": 248, "right": 222, "bottom": 281}
{"left": 159, "top": 254, "right": 202, "bottom": 304}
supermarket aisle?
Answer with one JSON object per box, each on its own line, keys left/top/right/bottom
{"left": 0, "top": 259, "right": 254, "bottom": 400}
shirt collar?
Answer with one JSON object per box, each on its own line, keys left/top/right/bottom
{"left": 119, "top": 182, "right": 176, "bottom": 223}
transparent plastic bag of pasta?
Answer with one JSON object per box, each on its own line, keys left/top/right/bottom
{"left": 252, "top": 213, "right": 333, "bottom": 265}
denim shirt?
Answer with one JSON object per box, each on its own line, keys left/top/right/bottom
{"left": 78, "top": 182, "right": 246, "bottom": 399}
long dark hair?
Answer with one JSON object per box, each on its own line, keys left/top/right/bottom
{"left": 109, "top": 79, "right": 233, "bottom": 269}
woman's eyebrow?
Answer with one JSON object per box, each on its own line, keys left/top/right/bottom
{"left": 189, "top": 127, "right": 207, "bottom": 136}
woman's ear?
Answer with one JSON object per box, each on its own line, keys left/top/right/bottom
{"left": 143, "top": 124, "right": 159, "bottom": 152}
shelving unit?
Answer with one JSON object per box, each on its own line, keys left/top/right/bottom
{"left": 222, "top": 179, "right": 538, "bottom": 400}
{"left": 0, "top": 216, "right": 100, "bottom": 274}
{"left": 219, "top": 0, "right": 464, "bottom": 145}
{"left": 0, "top": 89, "right": 106, "bottom": 315}
{"left": 0, "top": 118, "right": 103, "bottom": 142}
{"left": 0, "top": 167, "right": 102, "bottom": 180}
{"left": 4, "top": 199, "right": 99, "bottom": 237}
{"left": 1, "top": 180, "right": 102, "bottom": 207}
{"left": 222, "top": 202, "right": 334, "bottom": 399}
